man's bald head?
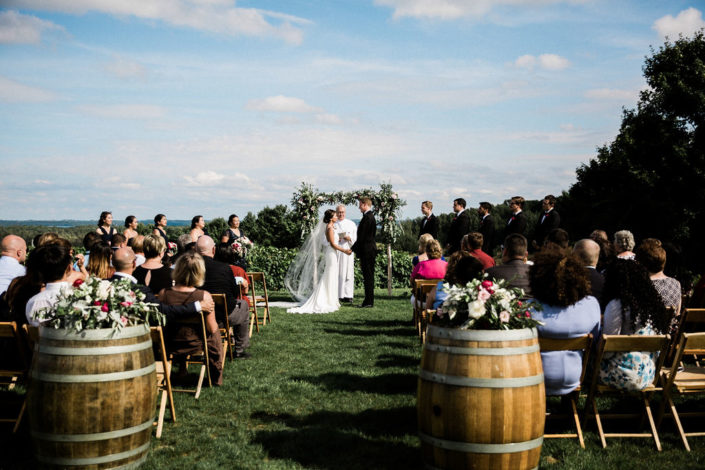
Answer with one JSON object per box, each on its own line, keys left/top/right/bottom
{"left": 1, "top": 235, "right": 27, "bottom": 262}
{"left": 196, "top": 235, "right": 215, "bottom": 258}
{"left": 573, "top": 239, "right": 600, "bottom": 267}
{"left": 113, "top": 247, "right": 137, "bottom": 273}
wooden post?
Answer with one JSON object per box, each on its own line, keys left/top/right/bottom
{"left": 387, "top": 243, "right": 392, "bottom": 296}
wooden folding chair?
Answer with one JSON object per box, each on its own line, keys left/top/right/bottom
{"left": 584, "top": 334, "right": 670, "bottom": 450}
{"left": 658, "top": 332, "right": 705, "bottom": 450}
{"left": 419, "top": 309, "right": 435, "bottom": 345}
{"left": 212, "top": 293, "right": 233, "bottom": 362}
{"left": 0, "top": 322, "right": 29, "bottom": 433}
{"left": 150, "top": 326, "right": 176, "bottom": 438}
{"left": 169, "top": 311, "right": 211, "bottom": 399}
{"left": 668, "top": 308, "right": 705, "bottom": 366}
{"left": 413, "top": 279, "right": 441, "bottom": 336}
{"left": 540, "top": 334, "right": 593, "bottom": 448}
{"left": 247, "top": 272, "right": 271, "bottom": 332}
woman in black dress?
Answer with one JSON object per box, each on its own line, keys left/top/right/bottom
{"left": 96, "top": 211, "right": 117, "bottom": 244}
{"left": 153, "top": 213, "right": 169, "bottom": 246}
{"left": 221, "top": 213, "right": 248, "bottom": 269}
{"left": 133, "top": 234, "right": 173, "bottom": 294}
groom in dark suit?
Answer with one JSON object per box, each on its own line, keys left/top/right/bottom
{"left": 419, "top": 200, "right": 439, "bottom": 239}
{"left": 446, "top": 198, "right": 470, "bottom": 255}
{"left": 352, "top": 197, "right": 376, "bottom": 308}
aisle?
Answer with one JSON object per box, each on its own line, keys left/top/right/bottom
{"left": 143, "top": 289, "right": 423, "bottom": 470}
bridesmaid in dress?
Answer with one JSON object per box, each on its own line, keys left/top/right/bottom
{"left": 153, "top": 213, "right": 169, "bottom": 246}
{"left": 123, "top": 215, "right": 139, "bottom": 245}
{"left": 96, "top": 211, "right": 117, "bottom": 245}
{"left": 221, "top": 214, "right": 248, "bottom": 269}
{"left": 190, "top": 215, "right": 206, "bottom": 242}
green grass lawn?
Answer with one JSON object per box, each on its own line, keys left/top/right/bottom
{"left": 3, "top": 289, "right": 705, "bottom": 469}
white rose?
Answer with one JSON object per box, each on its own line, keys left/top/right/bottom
{"left": 468, "top": 300, "right": 486, "bottom": 319}
{"left": 97, "top": 280, "right": 112, "bottom": 299}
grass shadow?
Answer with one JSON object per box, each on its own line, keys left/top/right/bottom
{"left": 292, "top": 372, "right": 417, "bottom": 395}
{"left": 375, "top": 354, "right": 419, "bottom": 369}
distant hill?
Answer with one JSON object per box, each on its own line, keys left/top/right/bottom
{"left": 0, "top": 219, "right": 191, "bottom": 227}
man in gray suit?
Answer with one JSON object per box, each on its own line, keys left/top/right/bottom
{"left": 485, "top": 234, "right": 532, "bottom": 296}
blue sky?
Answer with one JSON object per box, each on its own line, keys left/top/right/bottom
{"left": 1, "top": 1, "right": 704, "bottom": 221}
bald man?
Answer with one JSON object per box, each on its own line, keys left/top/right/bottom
{"left": 197, "top": 236, "right": 251, "bottom": 359}
{"left": 0, "top": 235, "right": 27, "bottom": 295}
{"left": 573, "top": 239, "right": 604, "bottom": 306}
{"left": 111, "top": 247, "right": 213, "bottom": 322}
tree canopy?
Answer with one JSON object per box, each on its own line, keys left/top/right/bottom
{"left": 561, "top": 31, "right": 705, "bottom": 273}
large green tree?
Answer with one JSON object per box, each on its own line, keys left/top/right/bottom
{"left": 561, "top": 31, "right": 705, "bottom": 273}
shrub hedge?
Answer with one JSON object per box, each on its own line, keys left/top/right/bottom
{"left": 247, "top": 245, "right": 414, "bottom": 292}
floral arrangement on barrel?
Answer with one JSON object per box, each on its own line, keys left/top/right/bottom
{"left": 435, "top": 276, "right": 542, "bottom": 330}
{"left": 33, "top": 277, "right": 164, "bottom": 333}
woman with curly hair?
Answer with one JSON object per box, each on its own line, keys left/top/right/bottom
{"left": 599, "top": 259, "right": 670, "bottom": 390}
{"left": 529, "top": 252, "right": 601, "bottom": 395}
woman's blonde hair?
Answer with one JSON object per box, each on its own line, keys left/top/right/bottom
{"left": 425, "top": 239, "right": 443, "bottom": 260}
{"left": 143, "top": 234, "right": 166, "bottom": 259}
{"left": 172, "top": 251, "right": 206, "bottom": 288}
{"left": 417, "top": 233, "right": 434, "bottom": 254}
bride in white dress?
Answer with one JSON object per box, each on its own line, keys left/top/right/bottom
{"left": 286, "top": 209, "right": 353, "bottom": 314}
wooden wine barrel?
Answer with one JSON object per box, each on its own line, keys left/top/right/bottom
{"left": 28, "top": 324, "right": 156, "bottom": 469}
{"left": 418, "top": 326, "right": 545, "bottom": 470}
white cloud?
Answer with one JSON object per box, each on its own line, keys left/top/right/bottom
{"left": 5, "top": 0, "right": 311, "bottom": 44}
{"left": 104, "top": 56, "right": 148, "bottom": 79}
{"left": 0, "top": 75, "right": 57, "bottom": 102}
{"left": 246, "top": 95, "right": 322, "bottom": 113}
{"left": 184, "top": 171, "right": 226, "bottom": 186}
{"left": 514, "top": 53, "right": 570, "bottom": 70}
{"left": 315, "top": 113, "right": 343, "bottom": 125}
{"left": 653, "top": 8, "right": 705, "bottom": 39}
{"left": 375, "top": 0, "right": 588, "bottom": 21}
{"left": 77, "top": 104, "right": 167, "bottom": 119}
{"left": 0, "top": 10, "right": 64, "bottom": 44}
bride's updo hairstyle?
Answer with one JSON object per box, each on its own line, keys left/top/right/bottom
{"left": 323, "top": 209, "right": 336, "bottom": 224}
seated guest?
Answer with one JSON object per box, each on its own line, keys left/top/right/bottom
{"left": 214, "top": 243, "right": 250, "bottom": 307}
{"left": 529, "top": 252, "right": 601, "bottom": 395}
{"left": 190, "top": 215, "right": 206, "bottom": 242}
{"left": 159, "top": 252, "right": 223, "bottom": 386}
{"left": 37, "top": 232, "right": 60, "bottom": 247}
{"left": 412, "top": 233, "right": 434, "bottom": 267}
{"left": 485, "top": 234, "right": 532, "bottom": 297}
{"left": 48, "top": 238, "right": 87, "bottom": 285}
{"left": 123, "top": 215, "right": 139, "bottom": 244}
{"left": 80, "top": 231, "right": 101, "bottom": 268}
{"left": 426, "top": 252, "right": 484, "bottom": 310}
{"left": 197, "top": 236, "right": 250, "bottom": 359}
{"left": 572, "top": 239, "right": 605, "bottom": 306}
{"left": 173, "top": 234, "right": 195, "bottom": 264}
{"left": 461, "top": 232, "right": 495, "bottom": 270}
{"left": 25, "top": 244, "right": 74, "bottom": 326}
{"left": 590, "top": 229, "right": 615, "bottom": 273}
{"left": 112, "top": 247, "right": 213, "bottom": 324}
{"left": 410, "top": 240, "right": 447, "bottom": 284}
{"left": 96, "top": 211, "right": 117, "bottom": 244}
{"left": 613, "top": 230, "right": 636, "bottom": 260}
{"left": 131, "top": 235, "right": 146, "bottom": 267}
{"left": 600, "top": 259, "right": 670, "bottom": 390}
{"left": 133, "top": 235, "right": 173, "bottom": 294}
{"left": 111, "top": 233, "right": 127, "bottom": 249}
{"left": 0, "top": 235, "right": 27, "bottom": 296}
{"left": 542, "top": 228, "right": 570, "bottom": 255}
{"left": 635, "top": 238, "right": 682, "bottom": 330}
{"left": 86, "top": 241, "right": 114, "bottom": 280}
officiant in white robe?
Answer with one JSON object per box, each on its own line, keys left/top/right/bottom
{"left": 334, "top": 205, "right": 357, "bottom": 302}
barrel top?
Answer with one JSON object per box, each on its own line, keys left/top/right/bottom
{"left": 427, "top": 326, "right": 538, "bottom": 342}
{"left": 39, "top": 324, "right": 150, "bottom": 341}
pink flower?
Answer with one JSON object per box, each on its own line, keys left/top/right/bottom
{"left": 517, "top": 301, "right": 523, "bottom": 307}
{"left": 499, "top": 311, "right": 510, "bottom": 323}
{"left": 93, "top": 300, "right": 102, "bottom": 306}
{"left": 101, "top": 303, "right": 109, "bottom": 312}
{"left": 73, "top": 279, "right": 84, "bottom": 288}
{"left": 392, "top": 193, "right": 398, "bottom": 199}
{"left": 120, "top": 316, "right": 128, "bottom": 325}
{"left": 120, "top": 301, "right": 132, "bottom": 307}
{"left": 481, "top": 280, "right": 493, "bottom": 289}
{"left": 478, "top": 290, "right": 491, "bottom": 302}
{"left": 525, "top": 311, "right": 531, "bottom": 318}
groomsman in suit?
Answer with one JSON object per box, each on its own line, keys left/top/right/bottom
{"left": 419, "top": 201, "right": 439, "bottom": 239}
{"left": 352, "top": 197, "right": 376, "bottom": 308}
{"left": 506, "top": 196, "right": 527, "bottom": 237}
{"left": 334, "top": 205, "right": 357, "bottom": 304}
{"left": 532, "top": 194, "right": 561, "bottom": 251}
{"left": 446, "top": 198, "right": 470, "bottom": 255}
{"left": 477, "top": 202, "right": 495, "bottom": 254}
